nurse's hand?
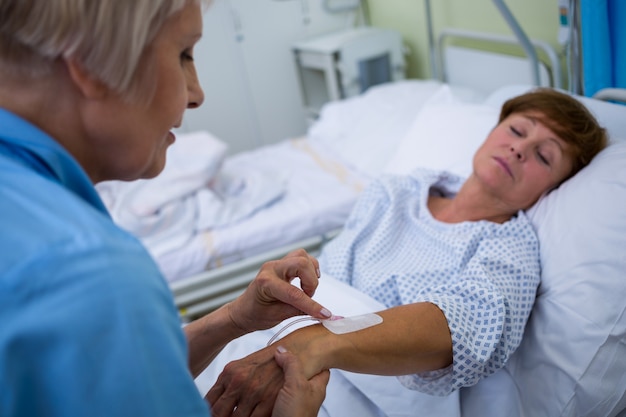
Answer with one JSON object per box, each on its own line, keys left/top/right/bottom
{"left": 227, "top": 249, "right": 332, "bottom": 333}
{"left": 207, "top": 345, "right": 282, "bottom": 417}
{"left": 272, "top": 346, "right": 329, "bottom": 417}
{"left": 206, "top": 345, "right": 329, "bottom": 417}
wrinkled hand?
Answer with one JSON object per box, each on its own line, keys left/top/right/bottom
{"left": 227, "top": 249, "right": 331, "bottom": 333}
{"left": 272, "top": 347, "right": 329, "bottom": 417}
{"left": 206, "top": 345, "right": 329, "bottom": 417}
{"left": 207, "top": 346, "right": 282, "bottom": 417}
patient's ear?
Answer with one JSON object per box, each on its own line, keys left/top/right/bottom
{"left": 64, "top": 58, "right": 108, "bottom": 100}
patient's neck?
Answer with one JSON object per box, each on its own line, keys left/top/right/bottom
{"left": 428, "top": 194, "right": 511, "bottom": 224}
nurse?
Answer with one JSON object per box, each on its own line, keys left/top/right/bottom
{"left": 0, "top": 1, "right": 329, "bottom": 416}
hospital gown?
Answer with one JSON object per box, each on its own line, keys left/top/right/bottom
{"left": 319, "top": 168, "right": 540, "bottom": 396}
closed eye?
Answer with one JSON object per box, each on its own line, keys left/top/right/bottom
{"left": 537, "top": 150, "right": 550, "bottom": 165}
{"left": 510, "top": 126, "right": 522, "bottom": 136}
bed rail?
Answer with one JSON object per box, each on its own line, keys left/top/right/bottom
{"left": 436, "top": 28, "right": 562, "bottom": 89}
{"left": 172, "top": 229, "right": 340, "bottom": 322}
{"left": 491, "top": 0, "right": 540, "bottom": 86}
{"left": 593, "top": 88, "right": 626, "bottom": 104}
{"left": 424, "top": 0, "right": 552, "bottom": 87}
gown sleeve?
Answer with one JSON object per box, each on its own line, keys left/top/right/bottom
{"left": 399, "top": 225, "right": 540, "bottom": 396}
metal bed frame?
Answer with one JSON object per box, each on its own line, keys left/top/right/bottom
{"left": 424, "top": 0, "right": 562, "bottom": 89}
{"left": 173, "top": 229, "right": 339, "bottom": 322}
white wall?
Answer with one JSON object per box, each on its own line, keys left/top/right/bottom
{"left": 180, "top": 0, "right": 362, "bottom": 155}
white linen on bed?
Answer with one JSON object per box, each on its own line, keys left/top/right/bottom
{"left": 308, "top": 80, "right": 483, "bottom": 178}
{"left": 96, "top": 131, "right": 288, "bottom": 263}
{"left": 383, "top": 86, "right": 500, "bottom": 178}
{"left": 98, "top": 131, "right": 356, "bottom": 282}
{"left": 157, "top": 138, "right": 368, "bottom": 280}
{"left": 98, "top": 131, "right": 228, "bottom": 217}
{"left": 307, "top": 80, "right": 444, "bottom": 176}
{"left": 512, "top": 140, "right": 626, "bottom": 417}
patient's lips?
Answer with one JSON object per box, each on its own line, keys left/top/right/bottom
{"left": 494, "top": 156, "right": 513, "bottom": 178}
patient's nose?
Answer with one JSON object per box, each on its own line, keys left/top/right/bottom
{"left": 510, "top": 145, "right": 525, "bottom": 161}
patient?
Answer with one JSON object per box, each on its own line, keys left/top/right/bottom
{"left": 205, "top": 88, "right": 608, "bottom": 417}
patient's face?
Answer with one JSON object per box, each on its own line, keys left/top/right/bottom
{"left": 472, "top": 111, "right": 574, "bottom": 210}
{"left": 85, "top": 1, "right": 205, "bottom": 182}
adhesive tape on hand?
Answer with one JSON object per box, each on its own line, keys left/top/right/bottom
{"left": 322, "top": 313, "right": 383, "bottom": 334}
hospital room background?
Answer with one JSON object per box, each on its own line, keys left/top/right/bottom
{"left": 95, "top": 0, "right": 626, "bottom": 311}
{"left": 176, "top": 0, "right": 624, "bottom": 154}
{"left": 97, "top": 1, "right": 626, "bottom": 415}
{"left": 179, "top": 0, "right": 558, "bottom": 153}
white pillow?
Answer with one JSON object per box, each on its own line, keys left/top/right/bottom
{"left": 383, "top": 97, "right": 500, "bottom": 178}
{"left": 509, "top": 141, "right": 626, "bottom": 416}
{"left": 307, "top": 80, "right": 445, "bottom": 177}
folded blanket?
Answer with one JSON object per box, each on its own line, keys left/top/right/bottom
{"left": 96, "top": 130, "right": 287, "bottom": 259}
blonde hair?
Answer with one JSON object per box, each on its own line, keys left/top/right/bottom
{"left": 0, "top": 0, "right": 208, "bottom": 96}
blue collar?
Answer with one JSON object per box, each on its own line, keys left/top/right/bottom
{"left": 0, "top": 107, "right": 109, "bottom": 215}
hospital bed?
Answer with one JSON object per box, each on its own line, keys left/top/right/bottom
{"left": 193, "top": 81, "right": 626, "bottom": 417}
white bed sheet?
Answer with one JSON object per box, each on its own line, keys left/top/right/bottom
{"left": 157, "top": 138, "right": 368, "bottom": 281}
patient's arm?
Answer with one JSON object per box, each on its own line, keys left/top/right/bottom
{"left": 207, "top": 301, "right": 452, "bottom": 417}
{"left": 185, "top": 249, "right": 332, "bottom": 378}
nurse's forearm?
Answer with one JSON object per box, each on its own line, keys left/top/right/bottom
{"left": 184, "top": 302, "right": 247, "bottom": 378}
{"left": 279, "top": 302, "right": 453, "bottom": 378}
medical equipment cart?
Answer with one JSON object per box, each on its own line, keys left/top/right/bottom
{"left": 293, "top": 27, "right": 406, "bottom": 123}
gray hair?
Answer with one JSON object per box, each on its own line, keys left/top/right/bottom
{"left": 0, "top": 0, "right": 207, "bottom": 95}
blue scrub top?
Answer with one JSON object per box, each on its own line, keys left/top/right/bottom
{"left": 0, "top": 108, "right": 210, "bottom": 416}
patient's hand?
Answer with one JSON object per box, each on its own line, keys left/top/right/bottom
{"left": 207, "top": 346, "right": 283, "bottom": 417}
{"left": 228, "top": 249, "right": 332, "bottom": 333}
{"left": 273, "top": 347, "right": 329, "bottom": 417}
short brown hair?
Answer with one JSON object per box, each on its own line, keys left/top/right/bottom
{"left": 499, "top": 88, "right": 608, "bottom": 177}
